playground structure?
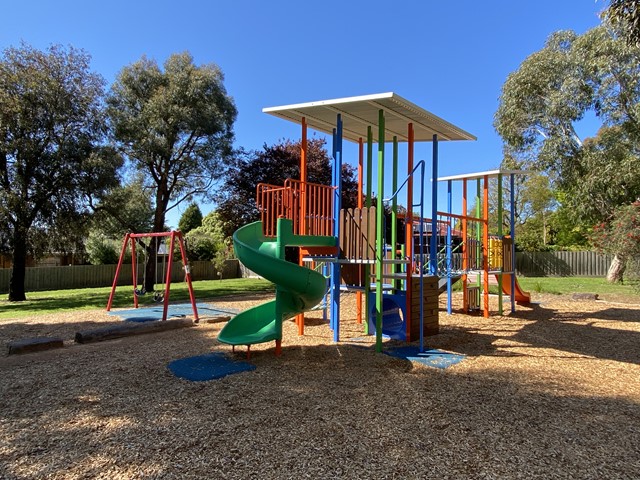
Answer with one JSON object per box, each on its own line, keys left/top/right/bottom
{"left": 217, "top": 92, "right": 530, "bottom": 356}
{"left": 106, "top": 231, "right": 200, "bottom": 323}
{"left": 436, "top": 170, "right": 531, "bottom": 318}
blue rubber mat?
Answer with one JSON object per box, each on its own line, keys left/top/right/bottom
{"left": 108, "top": 302, "right": 238, "bottom": 322}
{"left": 385, "top": 346, "right": 465, "bottom": 369}
{"left": 168, "top": 352, "right": 255, "bottom": 381}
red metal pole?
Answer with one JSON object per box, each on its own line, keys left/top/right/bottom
{"left": 161, "top": 232, "right": 176, "bottom": 321}
{"left": 176, "top": 231, "right": 199, "bottom": 323}
{"left": 297, "top": 118, "right": 308, "bottom": 335}
{"left": 405, "top": 123, "right": 414, "bottom": 341}
{"left": 107, "top": 233, "right": 130, "bottom": 311}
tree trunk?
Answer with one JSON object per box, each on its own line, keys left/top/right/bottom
{"left": 8, "top": 227, "right": 28, "bottom": 301}
{"left": 606, "top": 254, "right": 626, "bottom": 283}
{"left": 144, "top": 176, "right": 171, "bottom": 293}
{"left": 143, "top": 240, "right": 159, "bottom": 294}
{"left": 144, "top": 202, "right": 168, "bottom": 293}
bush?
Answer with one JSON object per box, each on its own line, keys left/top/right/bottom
{"left": 86, "top": 233, "right": 120, "bottom": 265}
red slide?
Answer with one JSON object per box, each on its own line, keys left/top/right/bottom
{"left": 496, "top": 273, "right": 531, "bottom": 304}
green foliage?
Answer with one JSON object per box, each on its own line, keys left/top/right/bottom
{"left": 604, "top": 0, "right": 640, "bottom": 46}
{"left": 591, "top": 200, "right": 640, "bottom": 261}
{"left": 107, "top": 51, "right": 236, "bottom": 291}
{"left": 185, "top": 211, "right": 232, "bottom": 274}
{"left": 85, "top": 232, "right": 120, "bottom": 265}
{"left": 91, "top": 174, "right": 154, "bottom": 237}
{"left": 106, "top": 51, "right": 237, "bottom": 232}
{"left": 0, "top": 43, "right": 121, "bottom": 300}
{"left": 178, "top": 202, "right": 203, "bottom": 234}
{"left": 216, "top": 138, "right": 358, "bottom": 238}
{"left": 494, "top": 25, "right": 640, "bottom": 271}
{"left": 547, "top": 204, "right": 591, "bottom": 249}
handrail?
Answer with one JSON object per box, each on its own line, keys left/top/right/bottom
{"left": 256, "top": 180, "right": 334, "bottom": 237}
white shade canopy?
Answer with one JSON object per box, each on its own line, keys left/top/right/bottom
{"left": 263, "top": 92, "right": 476, "bottom": 143}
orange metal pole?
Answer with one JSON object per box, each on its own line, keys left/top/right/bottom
{"left": 405, "top": 123, "right": 414, "bottom": 341}
{"left": 483, "top": 175, "right": 490, "bottom": 318}
{"left": 297, "top": 118, "right": 307, "bottom": 335}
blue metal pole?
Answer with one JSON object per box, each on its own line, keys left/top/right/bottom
{"left": 446, "top": 179, "right": 452, "bottom": 314}
{"left": 510, "top": 173, "right": 516, "bottom": 313}
{"left": 323, "top": 262, "right": 328, "bottom": 322}
{"left": 330, "top": 115, "right": 343, "bottom": 341}
{"left": 430, "top": 135, "right": 438, "bottom": 276}
{"left": 375, "top": 110, "right": 385, "bottom": 353}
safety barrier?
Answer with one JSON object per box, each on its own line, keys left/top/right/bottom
{"left": 256, "top": 179, "right": 334, "bottom": 237}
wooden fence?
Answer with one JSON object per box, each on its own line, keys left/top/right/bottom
{"left": 0, "top": 251, "right": 615, "bottom": 292}
{"left": 0, "top": 260, "right": 240, "bottom": 294}
{"left": 515, "top": 251, "right": 613, "bottom": 277}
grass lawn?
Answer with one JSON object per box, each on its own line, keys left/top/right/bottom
{"left": 0, "top": 278, "right": 274, "bottom": 320}
{"left": 517, "top": 276, "right": 639, "bottom": 296}
{"left": 1, "top": 276, "right": 637, "bottom": 320}
{"left": 446, "top": 275, "right": 637, "bottom": 299}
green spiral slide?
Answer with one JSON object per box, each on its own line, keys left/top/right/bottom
{"left": 218, "top": 218, "right": 335, "bottom": 351}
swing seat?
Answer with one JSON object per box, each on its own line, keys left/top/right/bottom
{"left": 134, "top": 288, "right": 146, "bottom": 296}
{"left": 153, "top": 292, "right": 164, "bottom": 303}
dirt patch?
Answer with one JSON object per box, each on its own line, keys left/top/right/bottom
{"left": 1, "top": 292, "right": 639, "bottom": 479}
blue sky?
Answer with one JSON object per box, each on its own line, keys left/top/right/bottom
{"left": 2, "top": 0, "right": 605, "bottom": 227}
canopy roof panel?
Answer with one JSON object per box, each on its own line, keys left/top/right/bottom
{"left": 263, "top": 92, "right": 476, "bottom": 143}
{"left": 437, "top": 169, "right": 528, "bottom": 182}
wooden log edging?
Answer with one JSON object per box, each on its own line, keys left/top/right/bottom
{"left": 7, "top": 336, "right": 65, "bottom": 355}
{"left": 75, "top": 318, "right": 194, "bottom": 344}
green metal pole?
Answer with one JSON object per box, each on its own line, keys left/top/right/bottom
{"left": 391, "top": 136, "right": 398, "bottom": 291}
{"left": 375, "top": 110, "right": 385, "bottom": 353}
{"left": 400, "top": 243, "right": 406, "bottom": 290}
{"left": 497, "top": 173, "right": 503, "bottom": 315}
{"left": 364, "top": 126, "right": 373, "bottom": 335}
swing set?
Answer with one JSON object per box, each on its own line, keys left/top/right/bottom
{"left": 106, "top": 231, "right": 200, "bottom": 322}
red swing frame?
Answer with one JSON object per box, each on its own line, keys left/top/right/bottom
{"left": 106, "top": 231, "right": 199, "bottom": 323}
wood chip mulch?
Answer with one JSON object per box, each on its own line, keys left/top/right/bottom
{"left": 1, "top": 291, "right": 639, "bottom": 479}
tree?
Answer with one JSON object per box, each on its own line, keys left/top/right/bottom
{"left": 216, "top": 138, "right": 359, "bottom": 238}
{"left": 604, "top": 0, "right": 640, "bottom": 46}
{"left": 107, "top": 52, "right": 237, "bottom": 292}
{"left": 85, "top": 231, "right": 121, "bottom": 265}
{"left": 591, "top": 201, "right": 640, "bottom": 282}
{"left": 178, "top": 202, "right": 203, "bottom": 234}
{"left": 494, "top": 26, "right": 640, "bottom": 280}
{"left": 90, "top": 174, "right": 154, "bottom": 238}
{"left": 185, "top": 211, "right": 229, "bottom": 267}
{"left": 0, "top": 43, "right": 120, "bottom": 300}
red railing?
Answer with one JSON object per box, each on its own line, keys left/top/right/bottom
{"left": 256, "top": 179, "right": 334, "bottom": 237}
